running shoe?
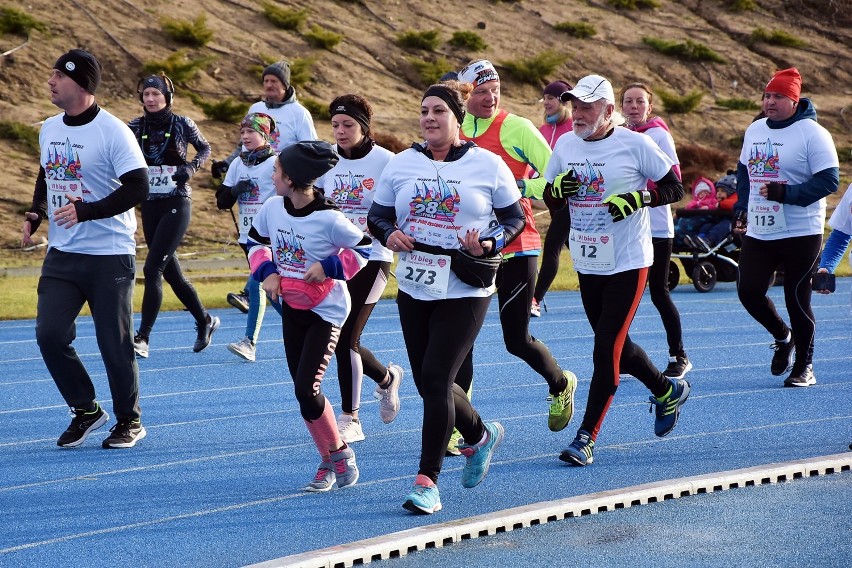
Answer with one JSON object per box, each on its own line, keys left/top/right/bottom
{"left": 133, "top": 333, "right": 149, "bottom": 359}
{"left": 445, "top": 428, "right": 462, "bottom": 456}
{"left": 530, "top": 298, "right": 542, "bottom": 318}
{"left": 649, "top": 378, "right": 691, "bottom": 437}
{"left": 771, "top": 332, "right": 795, "bottom": 376}
{"left": 402, "top": 483, "right": 442, "bottom": 514}
{"left": 458, "top": 421, "right": 504, "bottom": 488}
{"left": 784, "top": 364, "right": 816, "bottom": 387}
{"left": 330, "top": 445, "right": 359, "bottom": 488}
{"left": 101, "top": 419, "right": 146, "bottom": 449}
{"left": 193, "top": 314, "right": 220, "bottom": 353}
{"left": 57, "top": 404, "right": 109, "bottom": 448}
{"left": 228, "top": 336, "right": 256, "bottom": 362}
{"left": 304, "top": 462, "right": 335, "bottom": 492}
{"left": 547, "top": 371, "right": 577, "bottom": 432}
{"left": 559, "top": 430, "right": 595, "bottom": 466}
{"left": 377, "top": 363, "right": 403, "bottom": 424}
{"left": 227, "top": 291, "right": 249, "bottom": 313}
{"left": 663, "top": 355, "right": 692, "bottom": 379}
{"left": 336, "top": 414, "right": 365, "bottom": 443}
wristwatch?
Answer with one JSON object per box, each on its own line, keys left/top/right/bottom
{"left": 641, "top": 190, "right": 652, "bottom": 205}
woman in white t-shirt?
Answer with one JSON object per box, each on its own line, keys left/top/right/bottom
{"left": 368, "top": 81, "right": 525, "bottom": 515}
{"left": 816, "top": 183, "right": 852, "bottom": 306}
{"left": 620, "top": 82, "right": 691, "bottom": 380}
{"left": 315, "top": 94, "right": 402, "bottom": 444}
{"left": 248, "top": 141, "right": 372, "bottom": 492}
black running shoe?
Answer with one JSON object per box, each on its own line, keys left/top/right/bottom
{"left": 193, "top": 314, "right": 220, "bottom": 352}
{"left": 784, "top": 364, "right": 816, "bottom": 387}
{"left": 770, "top": 333, "right": 794, "bottom": 376}
{"left": 102, "top": 419, "right": 147, "bottom": 449}
{"left": 57, "top": 404, "right": 109, "bottom": 447}
{"left": 227, "top": 292, "right": 249, "bottom": 313}
{"left": 663, "top": 355, "right": 693, "bottom": 379}
{"left": 133, "top": 333, "right": 149, "bottom": 358}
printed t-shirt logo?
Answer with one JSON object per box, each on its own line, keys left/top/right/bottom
{"left": 331, "top": 172, "right": 366, "bottom": 206}
{"left": 45, "top": 138, "right": 83, "bottom": 181}
{"left": 748, "top": 138, "right": 780, "bottom": 178}
{"left": 409, "top": 176, "right": 460, "bottom": 222}
{"left": 574, "top": 159, "right": 605, "bottom": 201}
{"left": 275, "top": 232, "right": 307, "bottom": 270}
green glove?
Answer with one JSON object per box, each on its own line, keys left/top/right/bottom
{"left": 551, "top": 169, "right": 581, "bottom": 199}
{"left": 603, "top": 191, "right": 644, "bottom": 222}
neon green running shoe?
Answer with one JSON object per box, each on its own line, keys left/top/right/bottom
{"left": 547, "top": 371, "right": 577, "bottom": 432}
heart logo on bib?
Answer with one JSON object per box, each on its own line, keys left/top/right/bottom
{"left": 772, "top": 205, "right": 780, "bottom": 212}
{"left": 358, "top": 217, "right": 367, "bottom": 225}
{"left": 438, "top": 259, "right": 447, "bottom": 267}
{"left": 600, "top": 236, "right": 609, "bottom": 244}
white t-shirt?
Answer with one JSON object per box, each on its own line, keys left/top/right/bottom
{"left": 642, "top": 126, "right": 678, "bottom": 239}
{"left": 247, "top": 100, "right": 317, "bottom": 153}
{"left": 828, "top": 183, "right": 852, "bottom": 271}
{"left": 545, "top": 127, "right": 674, "bottom": 275}
{"left": 739, "top": 117, "right": 838, "bottom": 240}
{"left": 251, "top": 196, "right": 366, "bottom": 326}
{"left": 315, "top": 144, "right": 394, "bottom": 262}
{"left": 373, "top": 146, "right": 521, "bottom": 300}
{"left": 40, "top": 109, "right": 147, "bottom": 255}
{"left": 223, "top": 155, "right": 277, "bottom": 243}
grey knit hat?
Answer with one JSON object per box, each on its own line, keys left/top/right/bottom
{"left": 277, "top": 141, "right": 339, "bottom": 188}
{"left": 715, "top": 170, "right": 737, "bottom": 195}
{"left": 262, "top": 61, "right": 291, "bottom": 87}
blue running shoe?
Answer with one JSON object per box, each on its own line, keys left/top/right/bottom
{"left": 458, "top": 421, "right": 504, "bottom": 488}
{"left": 402, "top": 483, "right": 442, "bottom": 514}
{"left": 650, "top": 378, "right": 691, "bottom": 437}
{"left": 330, "top": 445, "right": 359, "bottom": 489}
{"left": 559, "top": 429, "right": 595, "bottom": 466}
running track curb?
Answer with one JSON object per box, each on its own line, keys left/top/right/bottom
{"left": 245, "top": 452, "right": 852, "bottom": 568}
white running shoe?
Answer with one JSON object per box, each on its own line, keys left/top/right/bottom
{"left": 337, "top": 414, "right": 365, "bottom": 443}
{"left": 377, "top": 364, "right": 403, "bottom": 424}
{"left": 227, "top": 336, "right": 256, "bottom": 362}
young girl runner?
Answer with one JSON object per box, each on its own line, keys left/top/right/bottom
{"left": 248, "top": 141, "right": 372, "bottom": 491}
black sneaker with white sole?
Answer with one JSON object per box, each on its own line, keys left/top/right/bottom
{"left": 57, "top": 404, "right": 109, "bottom": 447}
{"left": 133, "top": 333, "right": 149, "bottom": 358}
{"left": 784, "top": 364, "right": 816, "bottom": 387}
{"left": 193, "top": 314, "right": 220, "bottom": 352}
{"left": 227, "top": 292, "right": 249, "bottom": 313}
{"left": 102, "top": 419, "right": 147, "bottom": 449}
{"left": 663, "top": 355, "right": 693, "bottom": 379}
{"left": 770, "top": 333, "right": 795, "bottom": 376}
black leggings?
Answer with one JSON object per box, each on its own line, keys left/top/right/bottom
{"left": 336, "top": 260, "right": 391, "bottom": 413}
{"left": 649, "top": 237, "right": 684, "bottom": 357}
{"left": 737, "top": 234, "right": 821, "bottom": 368}
{"left": 534, "top": 206, "right": 571, "bottom": 303}
{"left": 138, "top": 197, "right": 206, "bottom": 338}
{"left": 456, "top": 255, "right": 566, "bottom": 396}
{"left": 281, "top": 303, "right": 339, "bottom": 422}
{"left": 397, "top": 291, "right": 489, "bottom": 484}
{"left": 578, "top": 268, "right": 670, "bottom": 440}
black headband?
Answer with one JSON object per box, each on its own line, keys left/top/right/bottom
{"left": 422, "top": 85, "right": 465, "bottom": 124}
{"left": 329, "top": 102, "right": 370, "bottom": 134}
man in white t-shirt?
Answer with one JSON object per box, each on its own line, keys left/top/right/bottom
{"left": 733, "top": 67, "right": 839, "bottom": 388}
{"left": 22, "top": 49, "right": 150, "bottom": 449}
{"left": 543, "top": 74, "right": 688, "bottom": 466}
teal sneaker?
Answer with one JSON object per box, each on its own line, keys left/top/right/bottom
{"left": 547, "top": 371, "right": 577, "bottom": 432}
{"left": 559, "top": 429, "right": 595, "bottom": 466}
{"left": 403, "top": 483, "right": 442, "bottom": 514}
{"left": 458, "top": 421, "right": 504, "bottom": 488}
{"left": 650, "top": 378, "right": 691, "bottom": 437}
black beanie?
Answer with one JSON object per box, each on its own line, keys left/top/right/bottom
{"left": 278, "top": 141, "right": 339, "bottom": 188}
{"left": 263, "top": 61, "right": 291, "bottom": 87}
{"left": 54, "top": 49, "right": 102, "bottom": 94}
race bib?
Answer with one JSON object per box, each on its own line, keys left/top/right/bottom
{"left": 148, "top": 165, "right": 178, "bottom": 195}
{"left": 569, "top": 230, "right": 615, "bottom": 271}
{"left": 748, "top": 197, "right": 786, "bottom": 234}
{"left": 46, "top": 180, "right": 83, "bottom": 217}
{"left": 397, "top": 251, "right": 451, "bottom": 299}
{"left": 239, "top": 203, "right": 261, "bottom": 238}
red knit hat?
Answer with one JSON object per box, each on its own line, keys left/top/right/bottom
{"left": 765, "top": 68, "right": 802, "bottom": 102}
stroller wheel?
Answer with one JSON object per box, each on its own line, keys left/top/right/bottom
{"left": 668, "top": 260, "right": 680, "bottom": 291}
{"left": 692, "top": 261, "right": 717, "bottom": 293}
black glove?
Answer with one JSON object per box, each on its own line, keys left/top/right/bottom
{"left": 230, "top": 179, "right": 253, "bottom": 198}
{"left": 764, "top": 182, "right": 786, "bottom": 203}
{"left": 215, "top": 185, "right": 237, "bottom": 210}
{"left": 171, "top": 165, "right": 193, "bottom": 187}
{"left": 211, "top": 160, "right": 230, "bottom": 178}
{"left": 603, "top": 191, "right": 644, "bottom": 222}
{"left": 732, "top": 209, "right": 748, "bottom": 233}
{"left": 551, "top": 169, "right": 581, "bottom": 199}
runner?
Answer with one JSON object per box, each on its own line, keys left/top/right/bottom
{"left": 315, "top": 94, "right": 403, "bottom": 443}
{"left": 248, "top": 140, "right": 371, "bottom": 491}
{"left": 733, "top": 68, "right": 840, "bottom": 387}
{"left": 215, "top": 113, "right": 283, "bottom": 362}
{"left": 210, "top": 60, "right": 318, "bottom": 312}
{"left": 814, "top": 182, "right": 852, "bottom": 304}
{"left": 532, "top": 80, "right": 574, "bottom": 316}
{"left": 619, "top": 82, "right": 691, "bottom": 379}
{"left": 368, "top": 80, "right": 524, "bottom": 514}
{"left": 544, "top": 74, "right": 689, "bottom": 466}
{"left": 454, "top": 60, "right": 578, "bottom": 446}
{"left": 128, "top": 74, "right": 219, "bottom": 358}
{"left": 22, "top": 49, "right": 149, "bottom": 448}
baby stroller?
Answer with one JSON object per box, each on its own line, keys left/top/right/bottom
{"left": 670, "top": 231, "right": 740, "bottom": 292}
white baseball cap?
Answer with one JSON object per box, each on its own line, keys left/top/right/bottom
{"left": 560, "top": 74, "right": 615, "bottom": 104}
